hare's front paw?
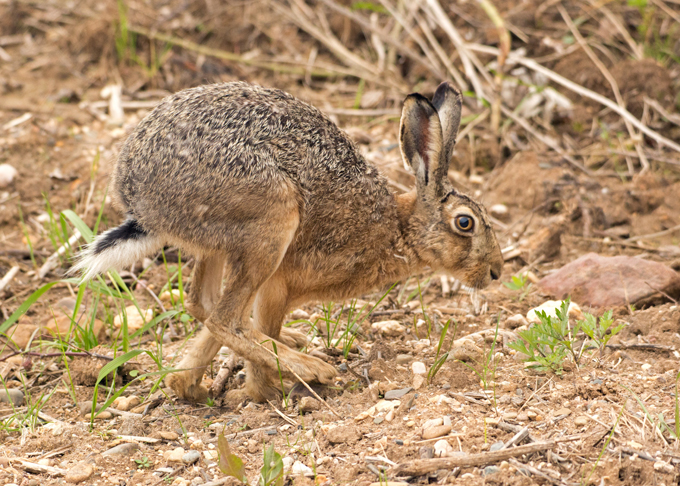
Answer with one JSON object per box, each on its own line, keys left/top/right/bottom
{"left": 166, "top": 372, "right": 209, "bottom": 403}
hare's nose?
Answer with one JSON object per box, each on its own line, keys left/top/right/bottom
{"left": 490, "top": 268, "right": 500, "bottom": 281}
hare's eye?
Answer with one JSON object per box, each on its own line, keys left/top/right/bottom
{"left": 454, "top": 215, "right": 474, "bottom": 232}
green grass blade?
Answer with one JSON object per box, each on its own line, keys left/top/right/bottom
{"left": 0, "top": 282, "right": 60, "bottom": 334}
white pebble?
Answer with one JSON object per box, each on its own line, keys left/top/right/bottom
{"left": 0, "top": 164, "right": 17, "bottom": 188}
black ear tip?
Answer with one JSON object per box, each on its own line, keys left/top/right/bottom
{"left": 403, "top": 93, "right": 437, "bottom": 115}
{"left": 434, "top": 81, "right": 462, "bottom": 98}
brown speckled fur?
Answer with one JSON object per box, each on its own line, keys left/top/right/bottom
{"left": 83, "top": 81, "right": 503, "bottom": 403}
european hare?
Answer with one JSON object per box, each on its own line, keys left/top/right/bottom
{"left": 75, "top": 81, "right": 503, "bottom": 403}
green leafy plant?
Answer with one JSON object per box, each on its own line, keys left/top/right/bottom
{"left": 217, "top": 433, "right": 247, "bottom": 484}
{"left": 135, "top": 456, "right": 152, "bottom": 469}
{"left": 579, "top": 310, "right": 626, "bottom": 360}
{"left": 502, "top": 273, "right": 532, "bottom": 302}
{"left": 259, "top": 444, "right": 284, "bottom": 486}
{"left": 508, "top": 299, "right": 577, "bottom": 374}
{"left": 509, "top": 300, "right": 626, "bottom": 374}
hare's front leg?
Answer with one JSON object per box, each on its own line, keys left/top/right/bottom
{"left": 166, "top": 254, "right": 224, "bottom": 402}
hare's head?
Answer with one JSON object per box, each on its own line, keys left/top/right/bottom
{"left": 399, "top": 82, "right": 503, "bottom": 289}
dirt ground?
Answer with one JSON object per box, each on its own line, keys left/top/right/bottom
{"left": 1, "top": 0, "right": 680, "bottom": 485}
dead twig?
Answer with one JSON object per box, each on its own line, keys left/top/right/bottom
{"left": 393, "top": 440, "right": 562, "bottom": 475}
{"left": 0, "top": 266, "right": 20, "bottom": 293}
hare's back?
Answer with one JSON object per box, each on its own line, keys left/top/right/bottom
{"left": 112, "top": 82, "right": 386, "bottom": 248}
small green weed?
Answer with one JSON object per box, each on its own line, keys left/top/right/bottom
{"left": 509, "top": 299, "right": 626, "bottom": 374}
{"left": 502, "top": 273, "right": 532, "bottom": 302}
{"left": 259, "top": 444, "right": 284, "bottom": 486}
{"left": 134, "top": 456, "right": 152, "bottom": 469}
{"left": 427, "top": 319, "right": 457, "bottom": 384}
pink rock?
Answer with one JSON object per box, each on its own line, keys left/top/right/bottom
{"left": 538, "top": 253, "right": 680, "bottom": 308}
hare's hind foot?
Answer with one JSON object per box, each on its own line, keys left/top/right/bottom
{"left": 279, "top": 327, "right": 308, "bottom": 349}
{"left": 165, "top": 327, "right": 221, "bottom": 403}
{"left": 166, "top": 373, "right": 209, "bottom": 403}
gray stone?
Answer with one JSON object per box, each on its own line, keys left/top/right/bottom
{"left": 384, "top": 387, "right": 412, "bottom": 400}
{"left": 489, "top": 441, "right": 504, "bottom": 452}
{"left": 102, "top": 442, "right": 140, "bottom": 457}
{"left": 373, "top": 417, "right": 384, "bottom": 425}
{"left": 484, "top": 466, "right": 500, "bottom": 476}
{"left": 0, "top": 389, "right": 24, "bottom": 406}
{"left": 419, "top": 446, "right": 434, "bottom": 459}
{"left": 182, "top": 450, "right": 201, "bottom": 465}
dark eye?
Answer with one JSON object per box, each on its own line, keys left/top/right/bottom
{"left": 455, "top": 215, "right": 474, "bottom": 232}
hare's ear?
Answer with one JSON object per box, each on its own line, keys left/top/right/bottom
{"left": 431, "top": 81, "right": 463, "bottom": 172}
{"left": 399, "top": 93, "right": 444, "bottom": 197}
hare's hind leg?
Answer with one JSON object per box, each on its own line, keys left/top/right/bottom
{"left": 254, "top": 275, "right": 308, "bottom": 349}
{"left": 205, "top": 210, "right": 336, "bottom": 403}
{"left": 166, "top": 254, "right": 224, "bottom": 402}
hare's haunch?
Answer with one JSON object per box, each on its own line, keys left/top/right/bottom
{"left": 74, "top": 81, "right": 503, "bottom": 403}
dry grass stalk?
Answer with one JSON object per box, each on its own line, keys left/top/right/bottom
{"left": 423, "top": 0, "right": 488, "bottom": 101}
{"left": 313, "top": 0, "right": 444, "bottom": 81}
{"left": 557, "top": 5, "right": 650, "bottom": 174}
{"left": 468, "top": 43, "right": 680, "bottom": 154}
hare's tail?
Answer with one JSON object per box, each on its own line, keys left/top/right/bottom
{"left": 71, "top": 218, "right": 163, "bottom": 281}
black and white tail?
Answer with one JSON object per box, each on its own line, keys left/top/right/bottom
{"left": 71, "top": 218, "right": 163, "bottom": 281}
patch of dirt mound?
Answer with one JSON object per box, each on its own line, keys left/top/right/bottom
{"left": 611, "top": 59, "right": 673, "bottom": 117}
{"left": 553, "top": 51, "right": 609, "bottom": 97}
{"left": 619, "top": 303, "right": 680, "bottom": 340}
{"left": 486, "top": 151, "right": 576, "bottom": 210}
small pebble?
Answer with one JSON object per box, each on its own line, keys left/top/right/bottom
{"left": 102, "top": 442, "right": 140, "bottom": 457}
{"left": 65, "top": 463, "right": 94, "bottom": 484}
{"left": 394, "top": 439, "right": 404, "bottom": 446}
{"left": 371, "top": 320, "right": 405, "bottom": 337}
{"left": 419, "top": 446, "right": 434, "bottom": 459}
{"left": 0, "top": 389, "right": 24, "bottom": 406}
{"left": 384, "top": 387, "right": 413, "bottom": 400}
{"left": 555, "top": 407, "right": 571, "bottom": 417}
{"left": 411, "top": 362, "right": 427, "bottom": 375}
{"left": 164, "top": 447, "right": 186, "bottom": 462}
{"left": 434, "top": 439, "right": 453, "bottom": 457}
{"left": 182, "top": 450, "right": 201, "bottom": 465}
{"left": 422, "top": 418, "right": 443, "bottom": 430}
{"left": 490, "top": 441, "right": 504, "bottom": 452}
{"left": 422, "top": 424, "right": 451, "bottom": 440}
{"left": 0, "top": 163, "right": 18, "bottom": 188}
{"left": 373, "top": 417, "right": 384, "bottom": 425}
{"left": 395, "top": 354, "right": 412, "bottom": 365}
{"left": 299, "top": 397, "right": 320, "bottom": 413}
{"left": 484, "top": 466, "right": 500, "bottom": 476}
{"left": 290, "top": 461, "right": 313, "bottom": 476}
{"left": 159, "top": 431, "right": 180, "bottom": 441}
{"left": 574, "top": 416, "right": 589, "bottom": 427}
